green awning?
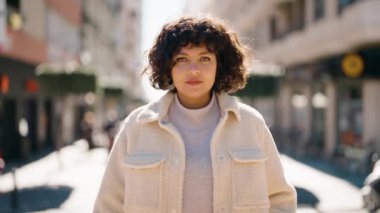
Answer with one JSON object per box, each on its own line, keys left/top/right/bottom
{"left": 235, "top": 75, "right": 279, "bottom": 98}
{"left": 36, "top": 62, "right": 97, "bottom": 96}
{"left": 103, "top": 87, "right": 124, "bottom": 97}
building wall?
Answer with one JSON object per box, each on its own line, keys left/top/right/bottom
{"left": 1, "top": 0, "right": 144, "bottom": 159}
{"left": 46, "top": 8, "right": 81, "bottom": 61}
{"left": 83, "top": 0, "right": 116, "bottom": 128}
{"left": 82, "top": 0, "right": 143, "bottom": 128}
{"left": 45, "top": 0, "right": 81, "bottom": 26}
{"left": 0, "top": 0, "right": 48, "bottom": 159}
{"left": 256, "top": 0, "right": 380, "bottom": 66}
{"left": 120, "top": 0, "right": 143, "bottom": 97}
{"left": 325, "top": 81, "right": 337, "bottom": 157}
{"left": 1, "top": 28, "right": 47, "bottom": 64}
{"left": 45, "top": 1, "right": 82, "bottom": 145}
{"left": 363, "top": 80, "right": 380, "bottom": 149}
{"left": 199, "top": 0, "right": 380, "bottom": 68}
{"left": 1, "top": 0, "right": 48, "bottom": 66}
{"left": 82, "top": 0, "right": 120, "bottom": 87}
{"left": 22, "top": 0, "right": 46, "bottom": 41}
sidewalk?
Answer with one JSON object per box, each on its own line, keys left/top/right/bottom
{"left": 282, "top": 155, "right": 365, "bottom": 213}
{"left": 0, "top": 141, "right": 367, "bottom": 212}
{"left": 0, "top": 140, "right": 108, "bottom": 213}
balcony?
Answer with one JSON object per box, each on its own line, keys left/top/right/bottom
{"left": 257, "top": 0, "right": 380, "bottom": 66}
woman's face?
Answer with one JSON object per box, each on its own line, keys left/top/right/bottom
{"left": 171, "top": 44, "right": 217, "bottom": 109}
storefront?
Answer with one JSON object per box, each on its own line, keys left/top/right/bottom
{"left": 36, "top": 62, "right": 97, "bottom": 148}
{"left": 0, "top": 56, "right": 45, "bottom": 160}
{"left": 336, "top": 48, "right": 380, "bottom": 173}
{"left": 282, "top": 46, "right": 380, "bottom": 173}
{"left": 337, "top": 80, "right": 363, "bottom": 147}
{"left": 282, "top": 66, "right": 322, "bottom": 157}
{"left": 235, "top": 62, "right": 283, "bottom": 127}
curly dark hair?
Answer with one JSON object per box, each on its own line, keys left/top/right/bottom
{"left": 143, "top": 15, "right": 252, "bottom": 93}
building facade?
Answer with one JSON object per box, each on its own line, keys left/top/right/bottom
{"left": 1, "top": 0, "right": 50, "bottom": 160}
{"left": 0, "top": 0, "right": 143, "bottom": 161}
{"left": 81, "top": 0, "right": 143, "bottom": 130}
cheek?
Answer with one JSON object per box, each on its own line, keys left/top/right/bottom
{"left": 209, "top": 65, "right": 217, "bottom": 82}
{"left": 171, "top": 69, "right": 182, "bottom": 85}
{"left": 210, "top": 73, "right": 217, "bottom": 86}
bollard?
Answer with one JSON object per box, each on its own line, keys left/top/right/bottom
{"left": 11, "top": 168, "right": 19, "bottom": 210}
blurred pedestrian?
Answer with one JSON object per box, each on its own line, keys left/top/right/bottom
{"left": 103, "top": 121, "right": 119, "bottom": 152}
{"left": 81, "top": 111, "right": 95, "bottom": 149}
{"left": 94, "top": 15, "right": 296, "bottom": 212}
{"left": 0, "top": 152, "right": 4, "bottom": 173}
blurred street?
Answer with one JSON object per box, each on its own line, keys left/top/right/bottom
{"left": 0, "top": 140, "right": 366, "bottom": 213}
{"left": 0, "top": 0, "right": 379, "bottom": 212}
{"left": 0, "top": 140, "right": 108, "bottom": 213}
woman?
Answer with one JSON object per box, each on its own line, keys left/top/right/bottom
{"left": 94, "top": 15, "right": 296, "bottom": 213}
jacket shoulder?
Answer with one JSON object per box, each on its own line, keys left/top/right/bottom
{"left": 124, "top": 103, "right": 152, "bottom": 124}
{"left": 237, "top": 102, "right": 265, "bottom": 124}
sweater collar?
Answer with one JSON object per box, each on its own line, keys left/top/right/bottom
{"left": 169, "top": 92, "right": 219, "bottom": 129}
{"left": 137, "top": 91, "right": 241, "bottom": 123}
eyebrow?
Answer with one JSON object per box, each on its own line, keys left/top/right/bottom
{"left": 175, "top": 51, "right": 213, "bottom": 56}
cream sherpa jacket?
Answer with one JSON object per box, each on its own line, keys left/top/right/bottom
{"left": 94, "top": 92, "right": 297, "bottom": 213}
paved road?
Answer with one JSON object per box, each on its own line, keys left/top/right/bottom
{"left": 0, "top": 140, "right": 367, "bottom": 212}
{"left": 282, "top": 155, "right": 366, "bottom": 213}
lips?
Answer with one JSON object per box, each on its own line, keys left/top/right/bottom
{"left": 186, "top": 79, "right": 202, "bottom": 85}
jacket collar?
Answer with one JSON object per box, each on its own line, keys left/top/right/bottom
{"left": 137, "top": 91, "right": 241, "bottom": 123}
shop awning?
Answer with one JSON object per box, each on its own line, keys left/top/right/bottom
{"left": 103, "top": 87, "right": 124, "bottom": 98}
{"left": 36, "top": 62, "right": 97, "bottom": 96}
{"left": 235, "top": 75, "right": 279, "bottom": 98}
{"left": 235, "top": 62, "right": 283, "bottom": 98}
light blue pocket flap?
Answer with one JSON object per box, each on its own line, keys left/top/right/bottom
{"left": 124, "top": 153, "right": 165, "bottom": 169}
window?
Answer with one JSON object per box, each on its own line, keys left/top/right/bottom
{"left": 270, "top": 17, "right": 278, "bottom": 41}
{"left": 273, "top": 0, "right": 305, "bottom": 39}
{"left": 314, "top": 0, "right": 325, "bottom": 21}
{"left": 289, "top": 0, "right": 305, "bottom": 32}
{"left": 6, "top": 0, "right": 20, "bottom": 10}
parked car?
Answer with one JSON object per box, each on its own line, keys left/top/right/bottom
{"left": 362, "top": 159, "right": 380, "bottom": 212}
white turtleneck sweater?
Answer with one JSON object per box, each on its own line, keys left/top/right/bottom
{"left": 168, "top": 93, "right": 221, "bottom": 213}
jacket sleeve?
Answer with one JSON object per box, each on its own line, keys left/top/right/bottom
{"left": 93, "top": 120, "right": 129, "bottom": 213}
{"left": 261, "top": 122, "right": 297, "bottom": 212}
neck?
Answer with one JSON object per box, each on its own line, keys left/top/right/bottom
{"left": 177, "top": 93, "right": 212, "bottom": 109}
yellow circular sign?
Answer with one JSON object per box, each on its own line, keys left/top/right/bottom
{"left": 341, "top": 53, "right": 364, "bottom": 78}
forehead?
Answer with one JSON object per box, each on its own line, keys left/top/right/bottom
{"left": 176, "top": 44, "right": 213, "bottom": 55}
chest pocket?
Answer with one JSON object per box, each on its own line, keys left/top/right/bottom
{"left": 229, "top": 147, "right": 270, "bottom": 210}
{"left": 123, "top": 153, "right": 165, "bottom": 212}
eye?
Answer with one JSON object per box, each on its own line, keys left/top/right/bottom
{"left": 174, "top": 57, "right": 187, "bottom": 63}
{"left": 200, "top": 56, "right": 211, "bottom": 62}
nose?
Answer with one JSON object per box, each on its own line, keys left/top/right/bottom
{"left": 188, "top": 62, "right": 200, "bottom": 75}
